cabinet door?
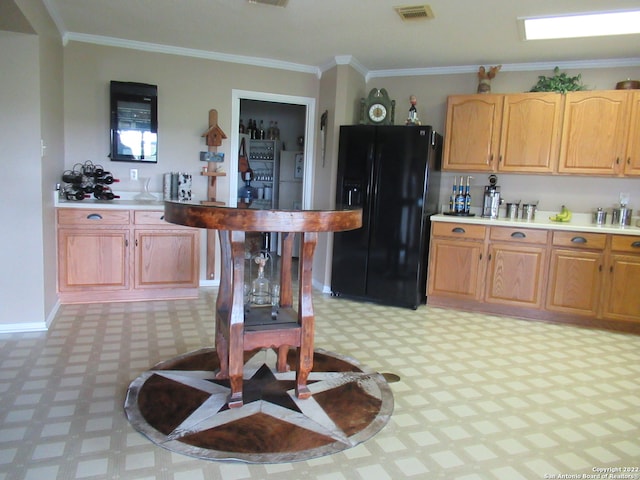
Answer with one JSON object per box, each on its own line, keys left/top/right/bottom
{"left": 603, "top": 254, "right": 640, "bottom": 322}
{"left": 624, "top": 91, "right": 640, "bottom": 176}
{"left": 545, "top": 248, "right": 604, "bottom": 316}
{"left": 427, "top": 238, "right": 485, "bottom": 300}
{"left": 485, "top": 243, "right": 546, "bottom": 308}
{"left": 443, "top": 95, "right": 502, "bottom": 171}
{"left": 134, "top": 229, "right": 199, "bottom": 288}
{"left": 58, "top": 229, "right": 129, "bottom": 291}
{"left": 558, "top": 91, "right": 629, "bottom": 175}
{"left": 498, "top": 93, "right": 562, "bottom": 173}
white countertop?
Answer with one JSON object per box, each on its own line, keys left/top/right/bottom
{"left": 55, "top": 190, "right": 167, "bottom": 210}
{"left": 432, "top": 210, "right": 640, "bottom": 236}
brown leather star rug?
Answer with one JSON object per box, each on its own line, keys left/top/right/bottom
{"left": 124, "top": 348, "right": 394, "bottom": 463}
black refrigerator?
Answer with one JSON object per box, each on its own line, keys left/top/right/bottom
{"left": 331, "top": 125, "right": 442, "bottom": 309}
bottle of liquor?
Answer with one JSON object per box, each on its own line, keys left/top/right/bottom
{"left": 449, "top": 177, "right": 457, "bottom": 212}
{"left": 464, "top": 176, "right": 472, "bottom": 214}
{"left": 455, "top": 176, "right": 465, "bottom": 213}
{"left": 259, "top": 120, "right": 265, "bottom": 139}
{"left": 274, "top": 121, "right": 280, "bottom": 140}
{"left": 239, "top": 119, "right": 245, "bottom": 134}
{"left": 251, "top": 254, "right": 271, "bottom": 305}
{"left": 246, "top": 118, "right": 253, "bottom": 139}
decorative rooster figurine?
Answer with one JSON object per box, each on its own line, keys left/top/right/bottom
{"left": 477, "top": 65, "right": 502, "bottom": 93}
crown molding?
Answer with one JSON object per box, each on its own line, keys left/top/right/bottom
{"left": 63, "top": 32, "right": 321, "bottom": 77}
{"left": 366, "top": 57, "right": 640, "bottom": 80}
{"left": 61, "top": 31, "right": 640, "bottom": 82}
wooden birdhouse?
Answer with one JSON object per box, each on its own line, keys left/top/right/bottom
{"left": 201, "top": 109, "right": 227, "bottom": 148}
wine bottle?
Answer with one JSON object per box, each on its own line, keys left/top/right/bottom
{"left": 246, "top": 118, "right": 253, "bottom": 139}
{"left": 259, "top": 120, "right": 265, "bottom": 139}
{"left": 239, "top": 119, "right": 245, "bottom": 134}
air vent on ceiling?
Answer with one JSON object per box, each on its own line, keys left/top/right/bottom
{"left": 394, "top": 4, "right": 435, "bottom": 21}
{"left": 248, "top": 0, "right": 289, "bottom": 7}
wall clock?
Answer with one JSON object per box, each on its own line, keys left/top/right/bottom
{"left": 360, "top": 88, "right": 395, "bottom": 125}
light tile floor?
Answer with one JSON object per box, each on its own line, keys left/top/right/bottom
{"left": 1, "top": 289, "right": 639, "bottom": 480}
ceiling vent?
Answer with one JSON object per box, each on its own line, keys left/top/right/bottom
{"left": 248, "top": 0, "right": 289, "bottom": 6}
{"left": 394, "top": 4, "right": 435, "bottom": 21}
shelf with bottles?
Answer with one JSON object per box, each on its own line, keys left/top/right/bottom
{"left": 240, "top": 119, "right": 281, "bottom": 142}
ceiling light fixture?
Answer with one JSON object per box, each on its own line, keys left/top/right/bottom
{"left": 520, "top": 10, "right": 640, "bottom": 40}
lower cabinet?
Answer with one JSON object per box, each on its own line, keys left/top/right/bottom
{"left": 57, "top": 208, "right": 199, "bottom": 303}
{"left": 485, "top": 227, "right": 548, "bottom": 308}
{"left": 427, "top": 223, "right": 486, "bottom": 300}
{"left": 545, "top": 231, "right": 606, "bottom": 317}
{"left": 428, "top": 222, "right": 640, "bottom": 331}
{"left": 602, "top": 234, "right": 640, "bottom": 322}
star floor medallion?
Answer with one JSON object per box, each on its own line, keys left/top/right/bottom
{"left": 125, "top": 348, "right": 394, "bottom": 463}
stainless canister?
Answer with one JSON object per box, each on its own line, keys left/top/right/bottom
{"left": 592, "top": 208, "right": 607, "bottom": 225}
{"left": 612, "top": 207, "right": 632, "bottom": 226}
{"left": 521, "top": 203, "right": 537, "bottom": 221}
{"left": 505, "top": 202, "right": 519, "bottom": 220}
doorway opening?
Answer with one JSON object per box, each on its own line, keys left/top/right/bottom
{"left": 230, "top": 90, "right": 316, "bottom": 209}
{"left": 230, "top": 90, "right": 316, "bottom": 282}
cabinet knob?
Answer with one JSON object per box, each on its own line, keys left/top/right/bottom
{"left": 571, "top": 236, "right": 587, "bottom": 244}
{"left": 86, "top": 213, "right": 103, "bottom": 220}
{"left": 452, "top": 227, "right": 466, "bottom": 234}
{"left": 510, "top": 231, "right": 526, "bottom": 238}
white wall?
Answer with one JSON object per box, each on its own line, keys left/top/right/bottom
{"left": 0, "top": 31, "right": 46, "bottom": 330}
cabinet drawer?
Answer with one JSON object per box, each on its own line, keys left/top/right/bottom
{"left": 490, "top": 226, "right": 548, "bottom": 244}
{"left": 432, "top": 222, "right": 486, "bottom": 240}
{"left": 552, "top": 231, "right": 606, "bottom": 250}
{"left": 134, "top": 210, "right": 170, "bottom": 225}
{"left": 610, "top": 235, "right": 640, "bottom": 253}
{"left": 57, "top": 209, "right": 130, "bottom": 226}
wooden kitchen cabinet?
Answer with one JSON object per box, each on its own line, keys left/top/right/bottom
{"left": 57, "top": 208, "right": 199, "bottom": 303}
{"left": 602, "top": 234, "right": 640, "bottom": 322}
{"left": 443, "top": 94, "right": 502, "bottom": 171}
{"left": 133, "top": 211, "right": 199, "bottom": 289}
{"left": 58, "top": 229, "right": 130, "bottom": 291}
{"left": 484, "top": 226, "right": 549, "bottom": 308}
{"left": 624, "top": 91, "right": 640, "bottom": 176}
{"left": 443, "top": 93, "right": 562, "bottom": 173}
{"left": 57, "top": 209, "right": 130, "bottom": 293}
{"left": 545, "top": 231, "right": 606, "bottom": 317}
{"left": 498, "top": 93, "right": 563, "bottom": 173}
{"left": 558, "top": 90, "right": 630, "bottom": 175}
{"left": 427, "top": 220, "right": 640, "bottom": 332}
{"left": 427, "top": 222, "right": 487, "bottom": 300}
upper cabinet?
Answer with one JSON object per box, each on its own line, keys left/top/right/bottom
{"left": 499, "top": 93, "right": 563, "bottom": 173}
{"left": 443, "top": 94, "right": 502, "bottom": 172}
{"left": 443, "top": 93, "right": 562, "bottom": 173}
{"left": 558, "top": 90, "right": 630, "bottom": 175}
{"left": 444, "top": 90, "right": 639, "bottom": 177}
{"left": 624, "top": 91, "right": 640, "bottom": 176}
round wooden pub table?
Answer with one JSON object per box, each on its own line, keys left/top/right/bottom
{"left": 163, "top": 201, "right": 362, "bottom": 408}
